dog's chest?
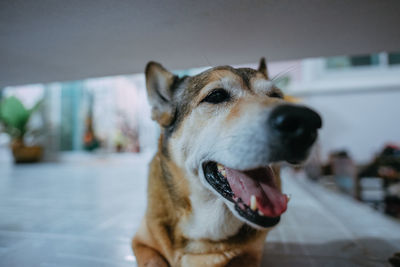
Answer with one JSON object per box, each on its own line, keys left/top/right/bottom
{"left": 180, "top": 194, "right": 243, "bottom": 241}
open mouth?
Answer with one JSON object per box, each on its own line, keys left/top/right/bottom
{"left": 203, "top": 162, "right": 289, "bottom": 228}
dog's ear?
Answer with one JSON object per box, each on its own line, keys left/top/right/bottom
{"left": 145, "top": 61, "right": 176, "bottom": 127}
{"left": 258, "top": 57, "right": 269, "bottom": 79}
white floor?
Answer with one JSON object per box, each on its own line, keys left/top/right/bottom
{"left": 0, "top": 152, "right": 399, "bottom": 266}
{"left": 265, "top": 169, "right": 400, "bottom": 266}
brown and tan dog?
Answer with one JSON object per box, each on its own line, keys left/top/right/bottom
{"left": 132, "top": 59, "right": 322, "bottom": 267}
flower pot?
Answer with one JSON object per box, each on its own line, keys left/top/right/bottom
{"left": 11, "top": 139, "right": 43, "bottom": 163}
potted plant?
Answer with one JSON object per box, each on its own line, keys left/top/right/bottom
{"left": 0, "top": 96, "right": 43, "bottom": 163}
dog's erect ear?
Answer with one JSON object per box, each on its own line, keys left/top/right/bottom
{"left": 258, "top": 57, "right": 269, "bottom": 79}
{"left": 145, "top": 62, "right": 176, "bottom": 127}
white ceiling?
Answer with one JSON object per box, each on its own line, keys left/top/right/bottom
{"left": 1, "top": 0, "right": 400, "bottom": 88}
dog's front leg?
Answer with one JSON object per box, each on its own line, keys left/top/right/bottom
{"left": 132, "top": 240, "right": 169, "bottom": 267}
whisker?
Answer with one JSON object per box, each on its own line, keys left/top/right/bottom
{"left": 271, "top": 64, "right": 299, "bottom": 84}
{"left": 203, "top": 55, "right": 213, "bottom": 67}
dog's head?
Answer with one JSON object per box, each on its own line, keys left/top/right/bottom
{"left": 145, "top": 59, "right": 322, "bottom": 229}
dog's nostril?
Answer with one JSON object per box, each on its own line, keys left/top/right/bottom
{"left": 269, "top": 104, "right": 322, "bottom": 137}
{"left": 273, "top": 114, "right": 302, "bottom": 134}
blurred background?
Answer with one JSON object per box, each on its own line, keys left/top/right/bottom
{"left": 1, "top": 1, "right": 400, "bottom": 266}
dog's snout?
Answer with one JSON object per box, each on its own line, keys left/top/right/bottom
{"left": 269, "top": 104, "right": 322, "bottom": 162}
{"left": 270, "top": 105, "right": 322, "bottom": 136}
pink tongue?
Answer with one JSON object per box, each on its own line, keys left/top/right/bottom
{"left": 225, "top": 167, "right": 287, "bottom": 217}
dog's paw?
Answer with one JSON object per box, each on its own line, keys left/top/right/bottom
{"left": 389, "top": 252, "right": 400, "bottom": 267}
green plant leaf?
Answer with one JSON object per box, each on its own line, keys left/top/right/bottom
{"left": 0, "top": 96, "right": 30, "bottom": 137}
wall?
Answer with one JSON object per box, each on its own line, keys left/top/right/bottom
{"left": 302, "top": 89, "right": 400, "bottom": 164}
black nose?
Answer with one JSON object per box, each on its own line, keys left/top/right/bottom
{"left": 269, "top": 104, "right": 322, "bottom": 162}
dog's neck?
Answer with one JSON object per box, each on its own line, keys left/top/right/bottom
{"left": 156, "top": 144, "right": 244, "bottom": 242}
{"left": 180, "top": 183, "right": 244, "bottom": 241}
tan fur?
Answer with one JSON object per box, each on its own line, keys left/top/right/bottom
{"left": 226, "top": 96, "right": 280, "bottom": 123}
{"left": 133, "top": 60, "right": 287, "bottom": 267}
{"left": 133, "top": 137, "right": 272, "bottom": 266}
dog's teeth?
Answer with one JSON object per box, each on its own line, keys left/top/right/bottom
{"left": 250, "top": 195, "right": 257, "bottom": 211}
{"left": 220, "top": 169, "right": 226, "bottom": 177}
{"left": 258, "top": 210, "right": 264, "bottom": 216}
{"left": 286, "top": 194, "right": 291, "bottom": 203}
{"left": 217, "top": 164, "right": 226, "bottom": 177}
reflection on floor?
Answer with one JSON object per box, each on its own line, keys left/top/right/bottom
{"left": 0, "top": 154, "right": 399, "bottom": 267}
{"left": 265, "top": 169, "right": 400, "bottom": 266}
{"left": 0, "top": 154, "right": 148, "bottom": 267}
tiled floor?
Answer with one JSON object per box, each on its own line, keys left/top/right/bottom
{"left": 0, "top": 153, "right": 399, "bottom": 267}
{"left": 0, "top": 153, "right": 148, "bottom": 267}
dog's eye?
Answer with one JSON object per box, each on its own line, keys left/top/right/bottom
{"left": 267, "top": 89, "right": 283, "bottom": 99}
{"left": 201, "top": 89, "right": 231, "bottom": 104}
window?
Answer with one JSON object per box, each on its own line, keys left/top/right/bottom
{"left": 388, "top": 52, "right": 400, "bottom": 65}
{"left": 325, "top": 52, "right": 400, "bottom": 70}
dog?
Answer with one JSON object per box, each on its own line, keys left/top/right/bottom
{"left": 132, "top": 58, "right": 322, "bottom": 267}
